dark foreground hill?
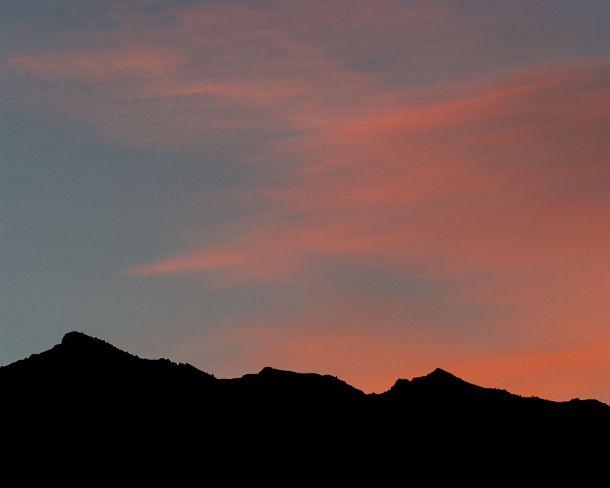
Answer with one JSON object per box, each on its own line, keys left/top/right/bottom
{"left": 2, "top": 331, "right": 609, "bottom": 472}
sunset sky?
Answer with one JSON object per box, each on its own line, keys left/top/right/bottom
{"left": 2, "top": 0, "right": 610, "bottom": 401}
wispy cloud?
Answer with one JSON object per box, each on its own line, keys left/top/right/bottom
{"left": 131, "top": 62, "right": 610, "bottom": 283}
{"left": 9, "top": 47, "right": 184, "bottom": 81}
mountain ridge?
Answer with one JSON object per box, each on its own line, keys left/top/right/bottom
{"left": 2, "top": 330, "right": 607, "bottom": 406}
{"left": 2, "top": 330, "right": 609, "bottom": 468}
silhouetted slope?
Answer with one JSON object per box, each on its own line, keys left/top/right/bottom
{"left": 408, "top": 367, "right": 602, "bottom": 406}
{"left": 383, "top": 367, "right": 518, "bottom": 407}
{"left": 230, "top": 366, "right": 365, "bottom": 402}
{"left": 1, "top": 331, "right": 609, "bottom": 455}
{"left": 1, "top": 331, "right": 215, "bottom": 396}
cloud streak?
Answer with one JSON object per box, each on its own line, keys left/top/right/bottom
{"left": 9, "top": 47, "right": 184, "bottom": 81}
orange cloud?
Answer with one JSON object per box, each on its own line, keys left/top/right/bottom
{"left": 457, "top": 340, "right": 610, "bottom": 401}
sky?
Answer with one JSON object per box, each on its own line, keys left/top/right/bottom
{"left": 1, "top": 0, "right": 610, "bottom": 401}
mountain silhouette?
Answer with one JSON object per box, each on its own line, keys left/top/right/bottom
{"left": 2, "top": 331, "right": 609, "bottom": 471}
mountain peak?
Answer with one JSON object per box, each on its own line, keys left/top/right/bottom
{"left": 259, "top": 366, "right": 281, "bottom": 375}
{"left": 387, "top": 369, "right": 465, "bottom": 393}
{"left": 58, "top": 331, "right": 132, "bottom": 362}
{"left": 427, "top": 368, "right": 459, "bottom": 380}
{"left": 414, "top": 368, "right": 473, "bottom": 387}
{"left": 62, "top": 331, "right": 100, "bottom": 345}
{"left": 61, "top": 331, "right": 116, "bottom": 350}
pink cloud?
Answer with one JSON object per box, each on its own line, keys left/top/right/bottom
{"left": 132, "top": 62, "right": 610, "bottom": 281}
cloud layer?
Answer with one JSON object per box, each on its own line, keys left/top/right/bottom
{"left": 5, "top": 0, "right": 610, "bottom": 399}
